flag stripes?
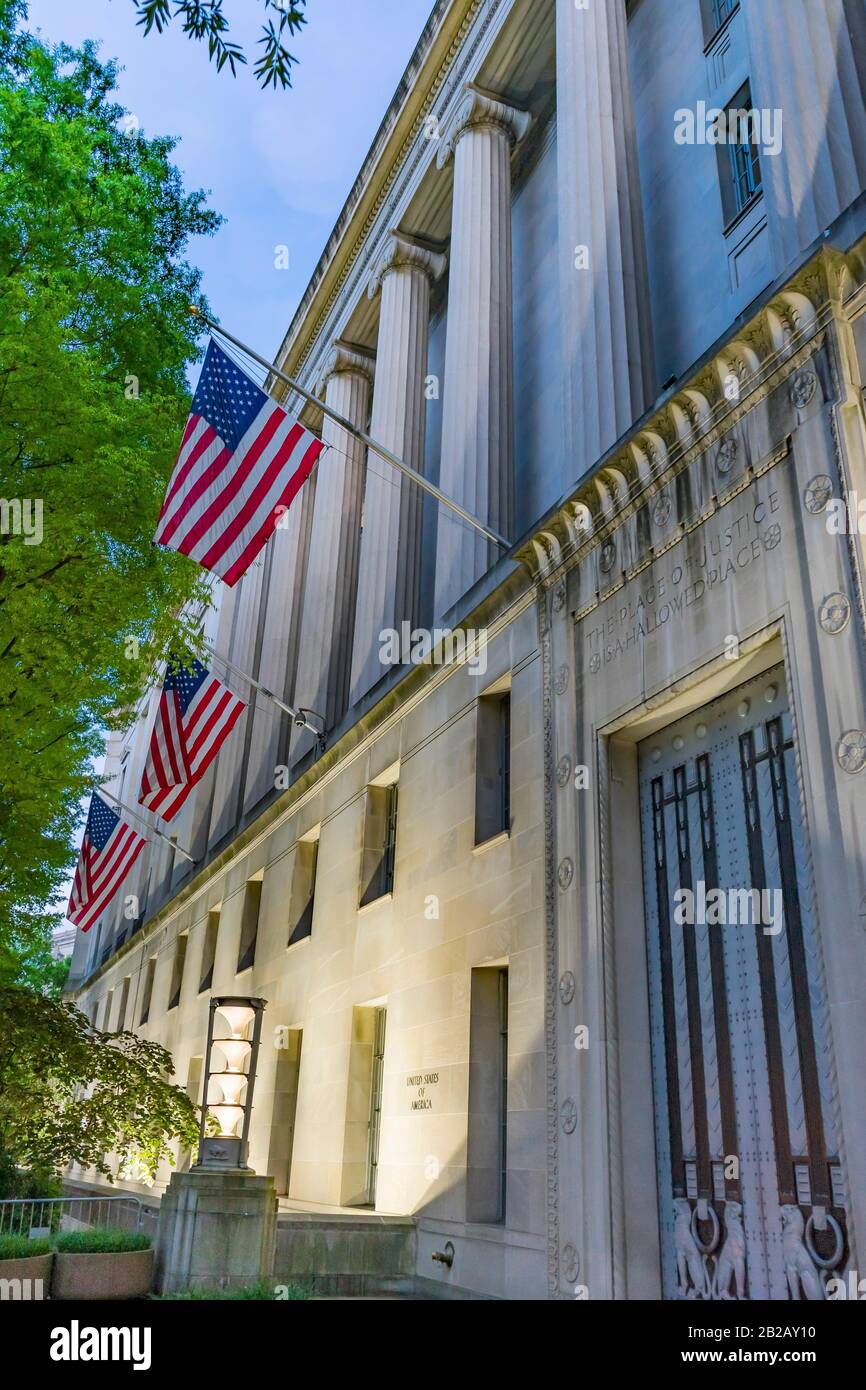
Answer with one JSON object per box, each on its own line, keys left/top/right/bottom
{"left": 139, "top": 658, "right": 247, "bottom": 822}
{"left": 67, "top": 794, "right": 146, "bottom": 935}
{"left": 155, "top": 339, "right": 323, "bottom": 586}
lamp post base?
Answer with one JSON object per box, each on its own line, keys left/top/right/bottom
{"left": 154, "top": 1168, "right": 277, "bottom": 1294}
{"left": 197, "top": 1136, "right": 247, "bottom": 1169}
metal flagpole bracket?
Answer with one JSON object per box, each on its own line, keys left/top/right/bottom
{"left": 188, "top": 307, "right": 511, "bottom": 553}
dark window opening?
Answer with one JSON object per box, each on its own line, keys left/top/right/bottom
{"left": 717, "top": 83, "right": 762, "bottom": 224}
{"left": 237, "top": 879, "right": 262, "bottom": 973}
{"left": 712, "top": 0, "right": 738, "bottom": 30}
{"left": 359, "top": 783, "right": 399, "bottom": 908}
{"left": 118, "top": 977, "right": 131, "bottom": 1031}
{"left": 168, "top": 933, "right": 188, "bottom": 1011}
{"left": 289, "top": 839, "right": 319, "bottom": 946}
{"left": 199, "top": 909, "right": 220, "bottom": 993}
{"left": 467, "top": 965, "right": 509, "bottom": 1224}
{"left": 139, "top": 957, "right": 156, "bottom": 1026}
{"left": 475, "top": 690, "right": 511, "bottom": 845}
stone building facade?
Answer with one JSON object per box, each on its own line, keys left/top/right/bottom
{"left": 67, "top": 0, "right": 866, "bottom": 1300}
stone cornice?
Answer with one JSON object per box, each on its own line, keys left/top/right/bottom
{"left": 436, "top": 80, "right": 532, "bottom": 168}
{"left": 514, "top": 236, "right": 866, "bottom": 588}
{"left": 272, "top": 0, "right": 483, "bottom": 380}
{"left": 316, "top": 338, "right": 376, "bottom": 394}
{"left": 367, "top": 231, "right": 448, "bottom": 300}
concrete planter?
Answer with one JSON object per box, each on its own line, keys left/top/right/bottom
{"left": 51, "top": 1248, "right": 154, "bottom": 1301}
{"left": 0, "top": 1252, "right": 53, "bottom": 1297}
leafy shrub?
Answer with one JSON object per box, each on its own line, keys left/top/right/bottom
{"left": 54, "top": 1228, "right": 151, "bottom": 1254}
{"left": 0, "top": 1157, "right": 63, "bottom": 1202}
{"left": 0, "top": 1233, "right": 51, "bottom": 1259}
{"left": 156, "top": 1280, "right": 309, "bottom": 1300}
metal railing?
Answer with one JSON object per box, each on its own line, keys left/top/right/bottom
{"left": 0, "top": 1195, "right": 145, "bottom": 1239}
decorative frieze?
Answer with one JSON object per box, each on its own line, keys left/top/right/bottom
{"left": 515, "top": 249, "right": 850, "bottom": 587}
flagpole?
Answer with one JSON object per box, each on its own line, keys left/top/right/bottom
{"left": 189, "top": 307, "right": 512, "bottom": 552}
{"left": 100, "top": 790, "right": 198, "bottom": 864}
{"left": 203, "top": 642, "right": 326, "bottom": 748}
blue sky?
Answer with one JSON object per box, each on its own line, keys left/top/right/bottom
{"left": 26, "top": 0, "right": 433, "bottom": 922}
{"left": 27, "top": 0, "right": 434, "bottom": 362}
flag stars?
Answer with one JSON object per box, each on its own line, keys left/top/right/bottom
{"left": 192, "top": 341, "right": 266, "bottom": 447}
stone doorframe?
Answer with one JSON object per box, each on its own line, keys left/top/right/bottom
{"left": 598, "top": 626, "right": 795, "bottom": 1301}
{"left": 544, "top": 607, "right": 823, "bottom": 1299}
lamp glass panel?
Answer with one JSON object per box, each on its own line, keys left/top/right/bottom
{"left": 210, "top": 1105, "right": 243, "bottom": 1137}
{"left": 214, "top": 1074, "right": 247, "bottom": 1106}
{"left": 213, "top": 1038, "right": 251, "bottom": 1072}
{"left": 216, "top": 1004, "right": 256, "bottom": 1037}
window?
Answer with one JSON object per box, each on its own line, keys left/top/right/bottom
{"left": 139, "top": 957, "right": 156, "bottom": 1025}
{"left": 178, "top": 1057, "right": 203, "bottom": 1173}
{"left": 340, "top": 1006, "right": 387, "bottom": 1208}
{"left": 467, "top": 966, "right": 509, "bottom": 1223}
{"left": 168, "top": 933, "right": 188, "bottom": 1011}
{"left": 266, "top": 1029, "right": 303, "bottom": 1195}
{"left": 718, "top": 83, "right": 762, "bottom": 224}
{"left": 711, "top": 0, "right": 737, "bottom": 30}
{"left": 700, "top": 0, "right": 738, "bottom": 41}
{"left": 118, "top": 976, "right": 131, "bottom": 1031}
{"left": 475, "top": 689, "right": 511, "bottom": 845}
{"left": 88, "top": 924, "right": 102, "bottom": 977}
{"left": 359, "top": 782, "right": 399, "bottom": 908}
{"left": 102, "top": 990, "right": 114, "bottom": 1031}
{"left": 199, "top": 909, "right": 220, "bottom": 993}
{"left": 237, "top": 878, "right": 262, "bottom": 973}
{"left": 289, "top": 837, "right": 319, "bottom": 946}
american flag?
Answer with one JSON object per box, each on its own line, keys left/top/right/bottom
{"left": 67, "top": 793, "right": 146, "bottom": 934}
{"left": 138, "top": 657, "right": 247, "bottom": 822}
{"left": 155, "top": 339, "right": 324, "bottom": 586}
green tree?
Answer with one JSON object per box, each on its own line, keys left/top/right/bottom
{"left": 0, "top": 0, "right": 220, "bottom": 966}
{"left": 7, "top": 922, "right": 70, "bottom": 998}
{"left": 0, "top": 986, "right": 200, "bottom": 1186}
{"left": 132, "top": 0, "right": 308, "bottom": 89}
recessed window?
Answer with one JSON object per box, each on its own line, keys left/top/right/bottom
{"left": 467, "top": 965, "right": 509, "bottom": 1224}
{"left": 88, "top": 924, "right": 102, "bottom": 976}
{"left": 168, "top": 933, "right": 188, "bottom": 1011}
{"left": 199, "top": 910, "right": 220, "bottom": 993}
{"left": 139, "top": 957, "right": 156, "bottom": 1025}
{"left": 118, "top": 976, "right": 131, "bottom": 1031}
{"left": 700, "top": 0, "right": 738, "bottom": 42}
{"left": 289, "top": 838, "right": 319, "bottom": 946}
{"left": 711, "top": 0, "right": 737, "bottom": 31}
{"left": 237, "top": 879, "right": 262, "bottom": 973}
{"left": 717, "top": 83, "right": 762, "bottom": 224}
{"left": 475, "top": 689, "right": 511, "bottom": 845}
{"left": 359, "top": 781, "right": 399, "bottom": 908}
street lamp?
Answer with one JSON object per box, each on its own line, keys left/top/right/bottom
{"left": 196, "top": 996, "right": 267, "bottom": 1170}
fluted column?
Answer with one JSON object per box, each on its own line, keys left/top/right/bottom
{"left": 292, "top": 341, "right": 374, "bottom": 759}
{"left": 556, "top": 0, "right": 654, "bottom": 486}
{"left": 350, "top": 232, "right": 447, "bottom": 703}
{"left": 434, "top": 83, "right": 530, "bottom": 619}
{"left": 742, "top": 0, "right": 866, "bottom": 271}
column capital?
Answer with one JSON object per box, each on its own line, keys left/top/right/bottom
{"left": 436, "top": 82, "right": 531, "bottom": 170}
{"left": 317, "top": 338, "right": 375, "bottom": 395}
{"left": 367, "top": 231, "right": 447, "bottom": 301}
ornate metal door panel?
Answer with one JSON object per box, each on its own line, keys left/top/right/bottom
{"left": 638, "top": 666, "right": 849, "bottom": 1299}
